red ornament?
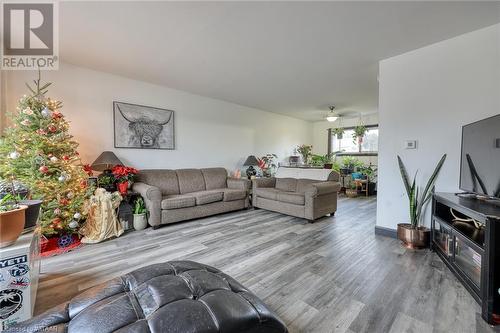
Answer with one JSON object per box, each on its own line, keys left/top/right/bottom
{"left": 48, "top": 125, "right": 57, "bottom": 133}
{"left": 52, "top": 111, "right": 63, "bottom": 119}
{"left": 59, "top": 198, "right": 69, "bottom": 206}
{"left": 39, "top": 165, "right": 49, "bottom": 174}
{"left": 52, "top": 218, "right": 61, "bottom": 225}
{"left": 80, "top": 180, "right": 88, "bottom": 188}
{"left": 62, "top": 155, "right": 70, "bottom": 161}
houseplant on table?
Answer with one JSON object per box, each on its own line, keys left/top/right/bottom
{"left": 258, "top": 154, "right": 278, "bottom": 177}
{"left": 397, "top": 154, "right": 447, "bottom": 249}
{"left": 112, "top": 165, "right": 138, "bottom": 195}
{"left": 0, "top": 194, "right": 28, "bottom": 248}
{"left": 296, "top": 144, "right": 313, "bottom": 165}
{"left": 133, "top": 197, "right": 148, "bottom": 230}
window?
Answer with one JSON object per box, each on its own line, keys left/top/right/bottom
{"left": 330, "top": 126, "right": 378, "bottom": 153}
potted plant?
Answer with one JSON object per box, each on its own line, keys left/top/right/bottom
{"left": 397, "top": 154, "right": 446, "bottom": 249}
{"left": 0, "top": 194, "right": 28, "bottom": 248}
{"left": 296, "top": 144, "right": 313, "bottom": 165}
{"left": 0, "top": 180, "right": 42, "bottom": 229}
{"left": 345, "top": 184, "right": 358, "bottom": 198}
{"left": 98, "top": 173, "right": 117, "bottom": 192}
{"left": 112, "top": 165, "right": 138, "bottom": 195}
{"left": 353, "top": 125, "right": 367, "bottom": 152}
{"left": 332, "top": 127, "right": 344, "bottom": 139}
{"left": 258, "top": 154, "right": 278, "bottom": 177}
{"left": 133, "top": 197, "right": 148, "bottom": 230}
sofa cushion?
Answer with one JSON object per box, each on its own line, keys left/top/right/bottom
{"left": 162, "top": 195, "right": 196, "bottom": 210}
{"left": 277, "top": 192, "right": 305, "bottom": 205}
{"left": 254, "top": 188, "right": 280, "bottom": 201}
{"left": 275, "top": 178, "right": 297, "bottom": 192}
{"left": 201, "top": 168, "right": 228, "bottom": 190}
{"left": 191, "top": 190, "right": 224, "bottom": 205}
{"left": 296, "top": 179, "right": 317, "bottom": 193}
{"left": 137, "top": 170, "right": 180, "bottom": 195}
{"left": 222, "top": 189, "right": 247, "bottom": 202}
{"left": 176, "top": 169, "right": 206, "bottom": 194}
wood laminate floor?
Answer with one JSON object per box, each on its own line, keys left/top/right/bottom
{"left": 36, "top": 197, "right": 498, "bottom": 333}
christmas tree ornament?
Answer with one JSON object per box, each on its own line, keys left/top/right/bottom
{"left": 22, "top": 107, "right": 34, "bottom": 115}
{"left": 73, "top": 212, "right": 81, "bottom": 220}
{"left": 47, "top": 125, "right": 57, "bottom": 133}
{"left": 9, "top": 151, "right": 20, "bottom": 159}
{"left": 54, "top": 208, "right": 61, "bottom": 215}
{"left": 62, "top": 155, "right": 70, "bottom": 161}
{"left": 41, "top": 107, "right": 52, "bottom": 118}
{"left": 59, "top": 198, "right": 69, "bottom": 206}
{"left": 50, "top": 156, "right": 58, "bottom": 163}
{"left": 39, "top": 165, "right": 49, "bottom": 174}
{"left": 20, "top": 119, "right": 31, "bottom": 126}
{"left": 68, "top": 220, "right": 79, "bottom": 229}
{"left": 66, "top": 191, "right": 74, "bottom": 199}
{"left": 58, "top": 175, "right": 66, "bottom": 182}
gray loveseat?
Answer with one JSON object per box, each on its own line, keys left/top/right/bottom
{"left": 252, "top": 168, "right": 341, "bottom": 222}
{"left": 133, "top": 168, "right": 249, "bottom": 228}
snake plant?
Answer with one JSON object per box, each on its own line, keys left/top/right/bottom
{"left": 397, "top": 154, "right": 446, "bottom": 228}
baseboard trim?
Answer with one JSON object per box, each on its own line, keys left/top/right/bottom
{"left": 374, "top": 226, "right": 397, "bottom": 239}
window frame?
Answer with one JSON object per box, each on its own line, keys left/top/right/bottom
{"left": 328, "top": 124, "right": 379, "bottom": 156}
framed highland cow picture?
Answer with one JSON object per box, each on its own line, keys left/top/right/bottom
{"left": 113, "top": 101, "right": 175, "bottom": 149}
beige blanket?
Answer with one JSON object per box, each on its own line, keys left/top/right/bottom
{"left": 80, "top": 188, "right": 124, "bottom": 244}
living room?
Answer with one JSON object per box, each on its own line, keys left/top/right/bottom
{"left": 0, "top": 1, "right": 499, "bottom": 332}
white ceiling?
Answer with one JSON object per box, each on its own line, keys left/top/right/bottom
{"left": 59, "top": 1, "right": 500, "bottom": 121}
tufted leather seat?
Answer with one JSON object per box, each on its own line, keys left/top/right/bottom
{"left": 7, "top": 261, "right": 287, "bottom": 333}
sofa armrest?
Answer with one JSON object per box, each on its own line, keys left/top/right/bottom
{"left": 305, "top": 181, "right": 341, "bottom": 197}
{"left": 227, "top": 178, "right": 250, "bottom": 191}
{"left": 132, "top": 182, "right": 162, "bottom": 226}
{"left": 252, "top": 177, "right": 276, "bottom": 189}
{"left": 328, "top": 171, "right": 340, "bottom": 182}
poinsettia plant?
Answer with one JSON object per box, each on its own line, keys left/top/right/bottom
{"left": 112, "top": 165, "right": 138, "bottom": 183}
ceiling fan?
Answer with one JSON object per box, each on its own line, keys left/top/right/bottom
{"left": 326, "top": 106, "right": 338, "bottom": 122}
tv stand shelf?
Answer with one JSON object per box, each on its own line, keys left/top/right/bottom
{"left": 432, "top": 192, "right": 500, "bottom": 325}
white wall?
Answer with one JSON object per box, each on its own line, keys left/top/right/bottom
{"left": 4, "top": 62, "right": 313, "bottom": 171}
{"left": 376, "top": 24, "right": 500, "bottom": 230}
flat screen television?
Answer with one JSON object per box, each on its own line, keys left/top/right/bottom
{"left": 460, "top": 114, "right": 500, "bottom": 198}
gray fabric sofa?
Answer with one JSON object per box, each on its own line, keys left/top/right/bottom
{"left": 133, "top": 168, "right": 250, "bottom": 228}
{"left": 252, "top": 168, "right": 341, "bottom": 221}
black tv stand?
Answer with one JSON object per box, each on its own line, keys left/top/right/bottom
{"left": 432, "top": 193, "right": 500, "bottom": 325}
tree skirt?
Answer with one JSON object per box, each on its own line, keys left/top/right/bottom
{"left": 40, "top": 234, "right": 83, "bottom": 257}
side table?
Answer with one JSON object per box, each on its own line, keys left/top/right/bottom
{"left": 0, "top": 230, "right": 41, "bottom": 331}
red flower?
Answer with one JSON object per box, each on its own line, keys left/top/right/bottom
{"left": 111, "top": 165, "right": 138, "bottom": 182}
{"left": 83, "top": 164, "right": 93, "bottom": 176}
{"left": 257, "top": 158, "right": 266, "bottom": 169}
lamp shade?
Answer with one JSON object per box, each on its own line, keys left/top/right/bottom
{"left": 91, "top": 151, "right": 123, "bottom": 171}
{"left": 243, "top": 155, "right": 259, "bottom": 166}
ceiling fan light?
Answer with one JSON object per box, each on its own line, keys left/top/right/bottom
{"left": 326, "top": 116, "right": 338, "bottom": 122}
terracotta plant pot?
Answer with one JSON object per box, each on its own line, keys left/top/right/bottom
{"left": 0, "top": 205, "right": 28, "bottom": 248}
{"left": 397, "top": 223, "right": 430, "bottom": 249}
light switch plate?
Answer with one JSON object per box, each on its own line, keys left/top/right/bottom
{"left": 404, "top": 140, "right": 417, "bottom": 149}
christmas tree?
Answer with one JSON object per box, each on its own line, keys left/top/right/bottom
{"left": 0, "top": 73, "right": 92, "bottom": 237}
